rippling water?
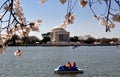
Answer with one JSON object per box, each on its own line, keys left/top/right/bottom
{"left": 0, "top": 46, "right": 120, "bottom": 77}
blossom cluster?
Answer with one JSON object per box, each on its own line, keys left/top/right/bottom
{"left": 0, "top": 38, "right": 6, "bottom": 54}
{"left": 0, "top": 0, "right": 42, "bottom": 56}
{"left": 13, "top": 0, "right": 26, "bottom": 25}
{"left": 39, "top": 0, "right": 47, "bottom": 4}
{"left": 59, "top": 0, "right": 67, "bottom": 4}
{"left": 99, "top": 17, "right": 115, "bottom": 32}
{"left": 61, "top": 12, "right": 75, "bottom": 28}
{"left": 80, "top": 0, "right": 88, "bottom": 8}
{"left": 112, "top": 13, "right": 120, "bottom": 22}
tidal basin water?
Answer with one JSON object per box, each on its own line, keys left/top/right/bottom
{"left": 0, "top": 46, "right": 120, "bottom": 77}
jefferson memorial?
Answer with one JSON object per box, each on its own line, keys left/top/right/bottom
{"left": 50, "top": 27, "right": 70, "bottom": 44}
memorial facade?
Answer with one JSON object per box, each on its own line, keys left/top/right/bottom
{"left": 50, "top": 27, "right": 70, "bottom": 44}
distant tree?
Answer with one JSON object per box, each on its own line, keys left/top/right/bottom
{"left": 41, "top": 33, "right": 51, "bottom": 44}
{"left": 100, "top": 38, "right": 111, "bottom": 44}
{"left": 70, "top": 36, "right": 79, "bottom": 42}
{"left": 21, "top": 36, "right": 30, "bottom": 45}
{"left": 29, "top": 36, "right": 40, "bottom": 44}
{"left": 79, "top": 39, "right": 84, "bottom": 44}
{"left": 111, "top": 38, "right": 118, "bottom": 42}
{"left": 70, "top": 37, "right": 74, "bottom": 42}
{"left": 84, "top": 37, "right": 96, "bottom": 44}
{"left": 96, "top": 38, "right": 101, "bottom": 43}
{"left": 8, "top": 34, "right": 21, "bottom": 46}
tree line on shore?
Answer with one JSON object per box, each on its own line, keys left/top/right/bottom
{"left": 6, "top": 34, "right": 119, "bottom": 46}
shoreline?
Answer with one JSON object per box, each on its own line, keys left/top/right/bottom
{"left": 8, "top": 44, "right": 120, "bottom": 47}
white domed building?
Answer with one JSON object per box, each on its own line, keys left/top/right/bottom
{"left": 50, "top": 27, "right": 70, "bottom": 44}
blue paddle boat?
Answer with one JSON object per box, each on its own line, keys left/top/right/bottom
{"left": 54, "top": 65, "right": 83, "bottom": 74}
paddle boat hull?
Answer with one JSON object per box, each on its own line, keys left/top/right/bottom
{"left": 54, "top": 65, "right": 84, "bottom": 74}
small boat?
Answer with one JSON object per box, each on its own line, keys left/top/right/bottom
{"left": 72, "top": 46, "right": 78, "bottom": 49}
{"left": 54, "top": 65, "right": 83, "bottom": 74}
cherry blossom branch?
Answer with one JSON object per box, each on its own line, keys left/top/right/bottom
{"left": 106, "top": 0, "right": 111, "bottom": 32}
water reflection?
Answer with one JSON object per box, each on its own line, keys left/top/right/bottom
{"left": 55, "top": 74, "right": 81, "bottom": 77}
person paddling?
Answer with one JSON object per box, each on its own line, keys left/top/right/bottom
{"left": 72, "top": 61, "right": 76, "bottom": 67}
{"left": 65, "top": 61, "right": 71, "bottom": 68}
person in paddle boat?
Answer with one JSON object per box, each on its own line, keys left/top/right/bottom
{"left": 70, "top": 61, "right": 78, "bottom": 71}
{"left": 65, "top": 61, "right": 78, "bottom": 71}
{"left": 65, "top": 61, "right": 71, "bottom": 68}
{"left": 57, "top": 61, "right": 71, "bottom": 71}
{"left": 59, "top": 61, "right": 71, "bottom": 71}
{"left": 72, "top": 61, "right": 76, "bottom": 67}
{"left": 58, "top": 61, "right": 78, "bottom": 71}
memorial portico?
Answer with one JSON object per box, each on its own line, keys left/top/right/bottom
{"left": 50, "top": 27, "right": 70, "bottom": 44}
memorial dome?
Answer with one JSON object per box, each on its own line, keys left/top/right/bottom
{"left": 52, "top": 27, "right": 66, "bottom": 33}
